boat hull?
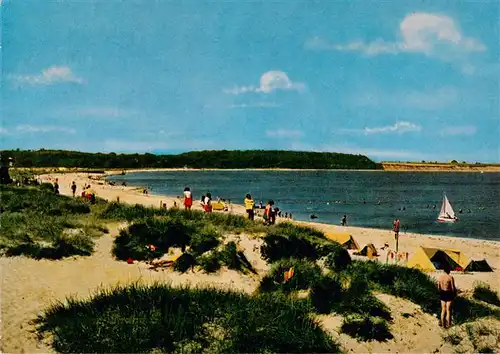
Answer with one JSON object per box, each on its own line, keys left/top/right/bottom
{"left": 437, "top": 217, "right": 457, "bottom": 223}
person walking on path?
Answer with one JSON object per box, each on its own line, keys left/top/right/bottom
{"left": 244, "top": 194, "right": 255, "bottom": 220}
{"left": 70, "top": 181, "right": 77, "bottom": 197}
{"left": 183, "top": 187, "right": 193, "bottom": 210}
{"left": 438, "top": 264, "right": 457, "bottom": 329}
{"left": 393, "top": 218, "right": 400, "bottom": 253}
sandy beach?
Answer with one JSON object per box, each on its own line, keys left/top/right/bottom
{"left": 40, "top": 171, "right": 500, "bottom": 279}
{"left": 1, "top": 171, "right": 499, "bottom": 353}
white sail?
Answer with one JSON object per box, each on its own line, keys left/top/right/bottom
{"left": 438, "top": 194, "right": 456, "bottom": 221}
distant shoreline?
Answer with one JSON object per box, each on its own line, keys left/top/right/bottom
{"left": 103, "top": 166, "right": 500, "bottom": 176}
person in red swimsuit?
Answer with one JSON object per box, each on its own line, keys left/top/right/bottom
{"left": 183, "top": 187, "right": 193, "bottom": 210}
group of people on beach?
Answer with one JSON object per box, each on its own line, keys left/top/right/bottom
{"left": 244, "top": 194, "right": 293, "bottom": 225}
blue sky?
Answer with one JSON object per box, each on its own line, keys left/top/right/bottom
{"left": 1, "top": 1, "right": 499, "bottom": 162}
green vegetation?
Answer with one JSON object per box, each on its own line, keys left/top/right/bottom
{"left": 260, "top": 222, "right": 346, "bottom": 262}
{"left": 473, "top": 282, "right": 500, "bottom": 307}
{"left": 0, "top": 185, "right": 106, "bottom": 259}
{"left": 2, "top": 148, "right": 381, "bottom": 169}
{"left": 340, "top": 315, "right": 393, "bottom": 341}
{"left": 258, "top": 258, "right": 323, "bottom": 293}
{"left": 35, "top": 283, "right": 340, "bottom": 353}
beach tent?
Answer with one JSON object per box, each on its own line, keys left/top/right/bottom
{"left": 407, "top": 247, "right": 470, "bottom": 272}
{"left": 325, "top": 232, "right": 360, "bottom": 251}
{"left": 212, "top": 201, "right": 226, "bottom": 211}
{"left": 464, "top": 260, "right": 493, "bottom": 272}
{"left": 355, "top": 243, "right": 378, "bottom": 259}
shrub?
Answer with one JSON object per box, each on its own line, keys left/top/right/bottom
{"left": 258, "top": 258, "right": 322, "bottom": 293}
{"left": 5, "top": 230, "right": 94, "bottom": 259}
{"left": 197, "top": 252, "right": 222, "bottom": 273}
{"left": 340, "top": 314, "right": 393, "bottom": 341}
{"left": 473, "top": 282, "right": 500, "bottom": 307}
{"left": 453, "top": 297, "right": 499, "bottom": 324}
{"left": 323, "top": 243, "right": 351, "bottom": 272}
{"left": 189, "top": 226, "right": 220, "bottom": 255}
{"left": 218, "top": 241, "right": 255, "bottom": 273}
{"left": 347, "top": 261, "right": 440, "bottom": 314}
{"left": 35, "top": 283, "right": 339, "bottom": 353}
{"left": 174, "top": 252, "right": 196, "bottom": 273}
{"left": 261, "top": 234, "right": 318, "bottom": 262}
{"left": 112, "top": 217, "right": 195, "bottom": 261}
{"left": 337, "top": 276, "right": 392, "bottom": 320}
{"left": 260, "top": 223, "right": 340, "bottom": 262}
{"left": 309, "top": 275, "right": 342, "bottom": 314}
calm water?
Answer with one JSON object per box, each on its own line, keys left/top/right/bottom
{"left": 109, "top": 171, "right": 500, "bottom": 241}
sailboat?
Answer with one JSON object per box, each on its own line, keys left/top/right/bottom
{"left": 437, "top": 193, "right": 458, "bottom": 223}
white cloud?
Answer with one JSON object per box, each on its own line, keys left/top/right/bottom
{"left": 266, "top": 129, "right": 303, "bottom": 138}
{"left": 229, "top": 102, "right": 281, "bottom": 109}
{"left": 224, "top": 71, "right": 305, "bottom": 95}
{"left": 364, "top": 121, "right": 421, "bottom": 135}
{"left": 15, "top": 125, "right": 76, "bottom": 134}
{"left": 0, "top": 127, "right": 9, "bottom": 135}
{"left": 307, "top": 12, "right": 486, "bottom": 60}
{"left": 440, "top": 125, "right": 477, "bottom": 136}
{"left": 10, "top": 66, "right": 85, "bottom": 86}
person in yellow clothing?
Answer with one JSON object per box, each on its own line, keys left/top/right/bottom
{"left": 244, "top": 194, "right": 255, "bottom": 220}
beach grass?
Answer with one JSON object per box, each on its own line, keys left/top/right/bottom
{"left": 100, "top": 202, "right": 266, "bottom": 233}
{"left": 0, "top": 185, "right": 106, "bottom": 259}
{"left": 258, "top": 258, "right": 323, "bottom": 293}
{"left": 35, "top": 282, "right": 340, "bottom": 353}
{"left": 473, "top": 282, "right": 500, "bottom": 307}
{"left": 340, "top": 314, "right": 393, "bottom": 342}
{"left": 260, "top": 222, "right": 344, "bottom": 262}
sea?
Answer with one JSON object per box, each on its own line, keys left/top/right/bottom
{"left": 108, "top": 171, "right": 500, "bottom": 241}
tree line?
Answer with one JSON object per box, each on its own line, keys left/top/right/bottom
{"left": 0, "top": 149, "right": 381, "bottom": 170}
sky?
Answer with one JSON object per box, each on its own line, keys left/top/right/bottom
{"left": 1, "top": 0, "right": 499, "bottom": 162}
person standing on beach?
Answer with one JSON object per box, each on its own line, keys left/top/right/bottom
{"left": 244, "top": 194, "right": 255, "bottom": 220}
{"left": 393, "top": 218, "right": 400, "bottom": 253}
{"left": 71, "top": 181, "right": 77, "bottom": 197}
{"left": 203, "top": 193, "right": 212, "bottom": 213}
{"left": 438, "top": 264, "right": 457, "bottom": 328}
{"left": 53, "top": 179, "right": 59, "bottom": 194}
{"left": 341, "top": 214, "right": 347, "bottom": 226}
{"left": 264, "top": 200, "right": 274, "bottom": 225}
{"left": 183, "top": 187, "right": 193, "bottom": 210}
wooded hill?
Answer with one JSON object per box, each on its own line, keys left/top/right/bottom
{"left": 0, "top": 149, "right": 381, "bottom": 170}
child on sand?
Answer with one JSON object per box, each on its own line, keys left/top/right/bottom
{"left": 183, "top": 187, "right": 193, "bottom": 210}
{"left": 203, "top": 193, "right": 212, "bottom": 213}
{"left": 438, "top": 264, "right": 457, "bottom": 329}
